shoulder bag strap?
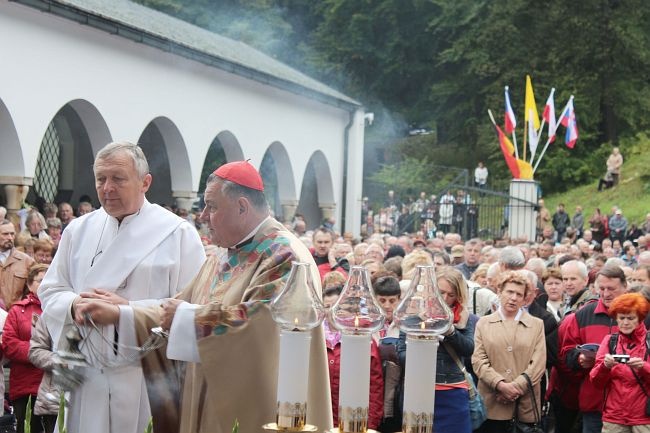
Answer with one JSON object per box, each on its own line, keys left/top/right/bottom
{"left": 522, "top": 372, "right": 541, "bottom": 424}
{"left": 473, "top": 287, "right": 478, "bottom": 315}
{"left": 630, "top": 367, "right": 648, "bottom": 397}
{"left": 442, "top": 341, "right": 476, "bottom": 398}
{"left": 609, "top": 333, "right": 619, "bottom": 354}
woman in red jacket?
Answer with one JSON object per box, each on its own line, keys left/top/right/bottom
{"left": 590, "top": 293, "right": 650, "bottom": 432}
{"left": 323, "top": 284, "right": 384, "bottom": 430}
{"left": 2, "top": 264, "right": 49, "bottom": 433}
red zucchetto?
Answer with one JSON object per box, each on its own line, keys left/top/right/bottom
{"left": 213, "top": 160, "right": 264, "bottom": 191}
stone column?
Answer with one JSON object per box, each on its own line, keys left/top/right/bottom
{"left": 280, "top": 200, "right": 298, "bottom": 224}
{"left": 319, "top": 202, "right": 337, "bottom": 225}
{"left": 172, "top": 190, "right": 198, "bottom": 212}
{"left": 0, "top": 177, "right": 33, "bottom": 228}
{"left": 507, "top": 179, "right": 539, "bottom": 242}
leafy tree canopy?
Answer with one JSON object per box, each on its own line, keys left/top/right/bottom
{"left": 134, "top": 0, "right": 650, "bottom": 195}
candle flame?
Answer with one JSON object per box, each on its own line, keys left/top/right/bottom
{"left": 291, "top": 317, "right": 300, "bottom": 332}
{"left": 354, "top": 315, "right": 359, "bottom": 328}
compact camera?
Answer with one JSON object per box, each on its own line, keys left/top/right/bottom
{"left": 612, "top": 354, "right": 630, "bottom": 363}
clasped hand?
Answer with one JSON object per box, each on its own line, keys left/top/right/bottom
{"left": 578, "top": 353, "right": 596, "bottom": 369}
{"left": 496, "top": 381, "right": 522, "bottom": 403}
{"left": 73, "top": 289, "right": 128, "bottom": 325}
{"left": 160, "top": 298, "right": 183, "bottom": 331}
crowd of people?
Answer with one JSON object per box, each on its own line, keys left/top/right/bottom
{"left": 361, "top": 188, "right": 481, "bottom": 240}
{"left": 0, "top": 142, "right": 648, "bottom": 433}
{"left": 299, "top": 211, "right": 650, "bottom": 432}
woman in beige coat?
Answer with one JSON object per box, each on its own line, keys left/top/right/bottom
{"left": 472, "top": 271, "right": 546, "bottom": 433}
{"left": 28, "top": 316, "right": 59, "bottom": 433}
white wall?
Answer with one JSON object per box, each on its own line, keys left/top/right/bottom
{"left": 0, "top": 1, "right": 365, "bottom": 233}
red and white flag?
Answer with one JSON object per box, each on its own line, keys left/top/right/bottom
{"left": 543, "top": 88, "right": 557, "bottom": 143}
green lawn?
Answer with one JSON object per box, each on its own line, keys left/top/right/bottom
{"left": 544, "top": 138, "right": 650, "bottom": 226}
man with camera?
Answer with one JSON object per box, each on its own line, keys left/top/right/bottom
{"left": 559, "top": 265, "right": 628, "bottom": 433}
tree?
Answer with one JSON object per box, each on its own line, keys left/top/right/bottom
{"left": 133, "top": 0, "right": 650, "bottom": 196}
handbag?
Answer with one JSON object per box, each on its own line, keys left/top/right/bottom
{"left": 0, "top": 413, "right": 16, "bottom": 433}
{"left": 444, "top": 342, "right": 487, "bottom": 430}
{"left": 511, "top": 373, "right": 544, "bottom": 433}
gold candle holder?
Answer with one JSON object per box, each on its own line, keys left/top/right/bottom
{"left": 334, "top": 406, "right": 372, "bottom": 433}
{"left": 402, "top": 411, "right": 434, "bottom": 433}
{"left": 325, "top": 429, "right": 379, "bottom": 433}
{"left": 277, "top": 401, "right": 307, "bottom": 430}
{"left": 262, "top": 423, "right": 318, "bottom": 432}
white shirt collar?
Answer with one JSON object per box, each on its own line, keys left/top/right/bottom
{"left": 497, "top": 306, "right": 523, "bottom": 322}
{"left": 0, "top": 249, "right": 10, "bottom": 264}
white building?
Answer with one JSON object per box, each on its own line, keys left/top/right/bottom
{"left": 0, "top": 0, "right": 366, "bottom": 234}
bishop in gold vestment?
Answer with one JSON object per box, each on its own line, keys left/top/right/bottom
{"left": 135, "top": 162, "right": 333, "bottom": 433}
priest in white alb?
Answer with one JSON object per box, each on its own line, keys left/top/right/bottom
{"left": 76, "top": 160, "right": 333, "bottom": 433}
{"left": 38, "top": 141, "right": 205, "bottom": 433}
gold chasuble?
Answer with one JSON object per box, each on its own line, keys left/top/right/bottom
{"left": 135, "top": 218, "right": 333, "bottom": 433}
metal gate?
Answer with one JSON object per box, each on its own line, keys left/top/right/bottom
{"left": 431, "top": 183, "right": 539, "bottom": 241}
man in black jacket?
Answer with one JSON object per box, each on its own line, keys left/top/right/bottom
{"left": 552, "top": 203, "right": 571, "bottom": 243}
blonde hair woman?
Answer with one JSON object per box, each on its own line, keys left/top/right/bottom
{"left": 397, "top": 266, "right": 477, "bottom": 432}
{"left": 399, "top": 250, "right": 434, "bottom": 294}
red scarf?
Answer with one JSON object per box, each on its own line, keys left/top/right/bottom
{"left": 451, "top": 302, "right": 462, "bottom": 324}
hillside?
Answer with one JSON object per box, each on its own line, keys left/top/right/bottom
{"left": 544, "top": 134, "right": 650, "bottom": 226}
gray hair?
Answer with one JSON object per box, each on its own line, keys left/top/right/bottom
{"left": 487, "top": 262, "right": 501, "bottom": 278}
{"left": 499, "top": 246, "right": 525, "bottom": 269}
{"left": 95, "top": 141, "right": 149, "bottom": 179}
{"left": 46, "top": 217, "right": 62, "bottom": 229}
{"left": 525, "top": 257, "right": 547, "bottom": 276}
{"left": 605, "top": 257, "right": 626, "bottom": 268}
{"left": 598, "top": 264, "right": 627, "bottom": 286}
{"left": 561, "top": 260, "right": 588, "bottom": 279}
{"left": 639, "top": 251, "right": 650, "bottom": 267}
{"left": 26, "top": 211, "right": 46, "bottom": 231}
{"left": 43, "top": 202, "right": 58, "bottom": 216}
{"left": 206, "top": 174, "right": 268, "bottom": 212}
{"left": 518, "top": 269, "right": 538, "bottom": 289}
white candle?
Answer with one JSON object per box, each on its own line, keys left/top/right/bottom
{"left": 277, "top": 330, "right": 311, "bottom": 405}
{"left": 339, "top": 333, "right": 371, "bottom": 411}
{"left": 402, "top": 336, "right": 438, "bottom": 421}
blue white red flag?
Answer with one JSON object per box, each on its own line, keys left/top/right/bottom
{"left": 504, "top": 87, "right": 517, "bottom": 134}
{"left": 561, "top": 96, "right": 578, "bottom": 149}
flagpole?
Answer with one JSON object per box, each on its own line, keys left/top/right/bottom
{"left": 533, "top": 96, "right": 573, "bottom": 173}
{"left": 488, "top": 109, "right": 497, "bottom": 127}
{"left": 531, "top": 118, "right": 545, "bottom": 164}
{"left": 532, "top": 137, "right": 552, "bottom": 173}
{"left": 523, "top": 116, "right": 527, "bottom": 162}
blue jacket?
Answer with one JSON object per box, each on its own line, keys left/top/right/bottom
{"left": 397, "top": 312, "right": 478, "bottom": 384}
{"left": 609, "top": 215, "right": 628, "bottom": 233}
